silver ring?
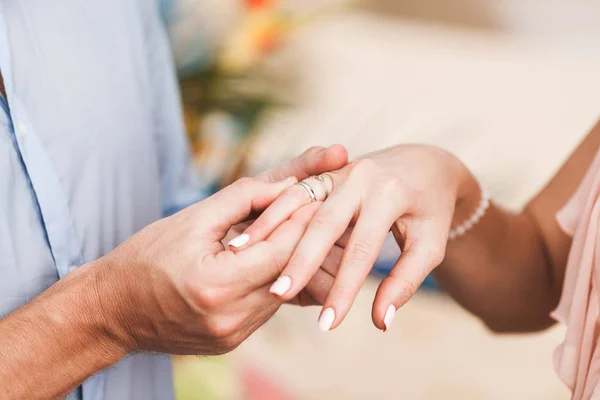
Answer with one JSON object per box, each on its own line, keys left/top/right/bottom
{"left": 312, "top": 175, "right": 331, "bottom": 197}
{"left": 297, "top": 181, "right": 317, "bottom": 203}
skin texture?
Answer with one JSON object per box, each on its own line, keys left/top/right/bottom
{"left": 240, "top": 121, "right": 600, "bottom": 333}
{"left": 0, "top": 145, "right": 348, "bottom": 400}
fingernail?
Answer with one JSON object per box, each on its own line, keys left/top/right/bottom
{"left": 228, "top": 233, "right": 249, "bottom": 248}
{"left": 269, "top": 276, "right": 292, "bottom": 296}
{"left": 383, "top": 305, "right": 396, "bottom": 332}
{"left": 318, "top": 307, "right": 335, "bottom": 332}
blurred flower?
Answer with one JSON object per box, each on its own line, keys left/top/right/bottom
{"left": 245, "top": 0, "right": 275, "bottom": 10}
{"left": 168, "top": 0, "right": 344, "bottom": 193}
{"left": 218, "top": 4, "right": 291, "bottom": 73}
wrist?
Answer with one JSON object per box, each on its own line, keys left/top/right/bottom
{"left": 76, "top": 259, "right": 136, "bottom": 359}
{"left": 451, "top": 159, "right": 482, "bottom": 229}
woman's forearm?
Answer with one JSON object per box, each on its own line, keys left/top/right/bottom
{"left": 0, "top": 263, "right": 127, "bottom": 399}
{"left": 436, "top": 201, "right": 561, "bottom": 333}
{"left": 435, "top": 122, "right": 600, "bottom": 333}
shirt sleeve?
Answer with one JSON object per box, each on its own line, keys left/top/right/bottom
{"left": 142, "top": 2, "right": 206, "bottom": 217}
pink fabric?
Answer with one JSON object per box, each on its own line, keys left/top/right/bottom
{"left": 552, "top": 149, "right": 600, "bottom": 399}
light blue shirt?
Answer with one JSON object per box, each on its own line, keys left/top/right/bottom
{"left": 0, "top": 1, "right": 201, "bottom": 399}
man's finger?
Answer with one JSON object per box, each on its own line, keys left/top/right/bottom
{"left": 229, "top": 172, "right": 339, "bottom": 251}
{"left": 257, "top": 145, "right": 348, "bottom": 183}
{"left": 228, "top": 185, "right": 315, "bottom": 251}
{"left": 198, "top": 177, "right": 297, "bottom": 242}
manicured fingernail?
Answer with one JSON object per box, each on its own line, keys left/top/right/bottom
{"left": 318, "top": 307, "right": 335, "bottom": 332}
{"left": 269, "top": 276, "right": 292, "bottom": 296}
{"left": 228, "top": 233, "right": 249, "bottom": 248}
{"left": 383, "top": 305, "right": 396, "bottom": 332}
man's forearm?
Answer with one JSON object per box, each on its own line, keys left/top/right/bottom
{"left": 0, "top": 262, "right": 127, "bottom": 399}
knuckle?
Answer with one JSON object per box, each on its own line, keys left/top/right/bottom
{"left": 234, "top": 176, "right": 257, "bottom": 192}
{"left": 299, "top": 146, "right": 326, "bottom": 170}
{"left": 348, "top": 158, "right": 378, "bottom": 178}
{"left": 347, "top": 239, "right": 374, "bottom": 263}
{"left": 218, "top": 336, "right": 243, "bottom": 354}
{"left": 376, "top": 177, "right": 402, "bottom": 197}
{"left": 304, "top": 146, "right": 326, "bottom": 158}
{"left": 420, "top": 243, "right": 446, "bottom": 268}
{"left": 205, "top": 317, "right": 241, "bottom": 342}
{"left": 192, "top": 285, "right": 230, "bottom": 311}
{"left": 310, "top": 211, "right": 339, "bottom": 231}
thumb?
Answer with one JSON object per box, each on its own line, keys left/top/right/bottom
{"left": 199, "top": 176, "right": 297, "bottom": 241}
{"left": 258, "top": 144, "right": 348, "bottom": 183}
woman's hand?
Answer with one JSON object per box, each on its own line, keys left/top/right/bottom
{"left": 229, "top": 145, "right": 476, "bottom": 331}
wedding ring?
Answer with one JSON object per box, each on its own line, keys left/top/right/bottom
{"left": 297, "top": 181, "right": 317, "bottom": 203}
{"left": 312, "top": 175, "right": 331, "bottom": 197}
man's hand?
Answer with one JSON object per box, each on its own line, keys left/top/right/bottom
{"left": 0, "top": 176, "right": 322, "bottom": 400}
{"left": 0, "top": 145, "right": 349, "bottom": 400}
{"left": 98, "top": 176, "right": 324, "bottom": 356}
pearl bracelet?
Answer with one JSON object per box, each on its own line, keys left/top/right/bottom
{"left": 448, "top": 178, "right": 491, "bottom": 241}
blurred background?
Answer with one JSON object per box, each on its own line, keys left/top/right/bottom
{"left": 159, "top": 0, "right": 600, "bottom": 399}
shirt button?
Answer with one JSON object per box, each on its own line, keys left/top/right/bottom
{"left": 68, "top": 265, "right": 77, "bottom": 274}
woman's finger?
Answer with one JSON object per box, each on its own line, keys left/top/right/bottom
{"left": 268, "top": 181, "right": 361, "bottom": 302}
{"left": 228, "top": 203, "right": 322, "bottom": 292}
{"left": 228, "top": 174, "right": 336, "bottom": 251}
{"left": 316, "top": 198, "right": 400, "bottom": 331}
{"left": 289, "top": 243, "right": 344, "bottom": 306}
{"left": 371, "top": 221, "right": 448, "bottom": 331}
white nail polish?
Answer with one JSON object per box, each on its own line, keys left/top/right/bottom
{"left": 269, "top": 276, "right": 292, "bottom": 296}
{"left": 383, "top": 305, "right": 396, "bottom": 331}
{"left": 318, "top": 308, "right": 335, "bottom": 332}
{"left": 228, "top": 233, "right": 249, "bottom": 248}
